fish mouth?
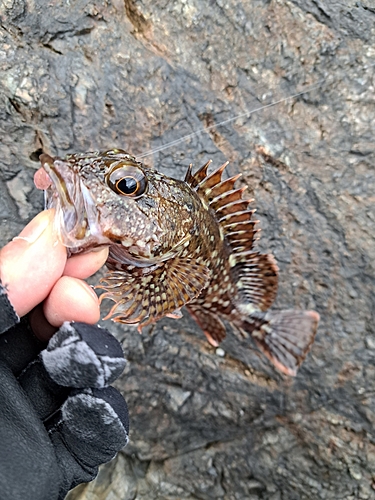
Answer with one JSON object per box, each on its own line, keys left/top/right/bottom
{"left": 37, "top": 153, "right": 112, "bottom": 252}
{"left": 36, "top": 153, "right": 161, "bottom": 259}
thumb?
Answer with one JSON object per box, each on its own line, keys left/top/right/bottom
{"left": 0, "top": 209, "right": 67, "bottom": 317}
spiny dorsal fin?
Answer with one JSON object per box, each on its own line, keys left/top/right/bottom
{"left": 185, "top": 161, "right": 279, "bottom": 313}
{"left": 97, "top": 256, "right": 210, "bottom": 329}
{"left": 185, "top": 161, "right": 260, "bottom": 258}
{"left": 184, "top": 160, "right": 212, "bottom": 188}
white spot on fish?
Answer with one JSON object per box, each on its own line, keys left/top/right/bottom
{"left": 229, "top": 255, "right": 237, "bottom": 267}
{"left": 121, "top": 238, "right": 133, "bottom": 247}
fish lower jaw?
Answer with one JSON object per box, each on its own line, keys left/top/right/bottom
{"left": 57, "top": 210, "right": 115, "bottom": 252}
{"left": 66, "top": 232, "right": 112, "bottom": 254}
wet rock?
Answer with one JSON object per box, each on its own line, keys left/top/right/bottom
{"left": 0, "top": 0, "right": 374, "bottom": 498}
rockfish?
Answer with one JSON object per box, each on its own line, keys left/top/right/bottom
{"left": 35, "top": 149, "right": 319, "bottom": 376}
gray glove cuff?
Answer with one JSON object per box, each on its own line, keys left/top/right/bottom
{"left": 0, "top": 280, "right": 20, "bottom": 334}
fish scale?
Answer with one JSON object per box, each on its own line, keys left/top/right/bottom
{"left": 36, "top": 149, "right": 319, "bottom": 376}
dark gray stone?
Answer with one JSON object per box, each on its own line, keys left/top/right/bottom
{"left": 0, "top": 0, "right": 374, "bottom": 498}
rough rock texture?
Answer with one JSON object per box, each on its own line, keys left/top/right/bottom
{"left": 0, "top": 0, "right": 375, "bottom": 498}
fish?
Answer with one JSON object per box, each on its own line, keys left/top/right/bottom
{"left": 35, "top": 148, "right": 319, "bottom": 376}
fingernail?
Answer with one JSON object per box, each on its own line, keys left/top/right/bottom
{"left": 77, "top": 281, "right": 99, "bottom": 303}
{"left": 14, "top": 211, "right": 52, "bottom": 244}
{"left": 87, "top": 285, "right": 99, "bottom": 302}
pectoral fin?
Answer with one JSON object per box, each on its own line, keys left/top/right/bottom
{"left": 97, "top": 257, "right": 209, "bottom": 328}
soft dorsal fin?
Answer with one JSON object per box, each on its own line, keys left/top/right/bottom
{"left": 232, "top": 252, "right": 279, "bottom": 311}
{"left": 184, "top": 161, "right": 259, "bottom": 259}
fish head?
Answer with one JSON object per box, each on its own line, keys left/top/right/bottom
{"left": 37, "top": 149, "right": 197, "bottom": 262}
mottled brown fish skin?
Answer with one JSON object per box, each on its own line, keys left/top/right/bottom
{"left": 41, "top": 150, "right": 196, "bottom": 257}
{"left": 38, "top": 149, "right": 319, "bottom": 376}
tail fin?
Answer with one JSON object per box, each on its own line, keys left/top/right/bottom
{"left": 240, "top": 310, "right": 319, "bottom": 376}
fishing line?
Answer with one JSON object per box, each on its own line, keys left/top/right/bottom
{"left": 137, "top": 56, "right": 375, "bottom": 160}
{"left": 137, "top": 78, "right": 328, "bottom": 159}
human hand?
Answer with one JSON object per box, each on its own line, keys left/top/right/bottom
{"left": 0, "top": 211, "right": 129, "bottom": 500}
{"left": 0, "top": 209, "right": 109, "bottom": 340}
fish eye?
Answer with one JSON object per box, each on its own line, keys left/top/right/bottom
{"left": 107, "top": 165, "right": 147, "bottom": 198}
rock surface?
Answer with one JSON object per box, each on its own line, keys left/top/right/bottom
{"left": 0, "top": 0, "right": 374, "bottom": 498}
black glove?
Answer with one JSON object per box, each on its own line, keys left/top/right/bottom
{"left": 0, "top": 319, "right": 129, "bottom": 500}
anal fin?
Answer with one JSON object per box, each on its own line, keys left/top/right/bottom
{"left": 187, "top": 305, "right": 227, "bottom": 347}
